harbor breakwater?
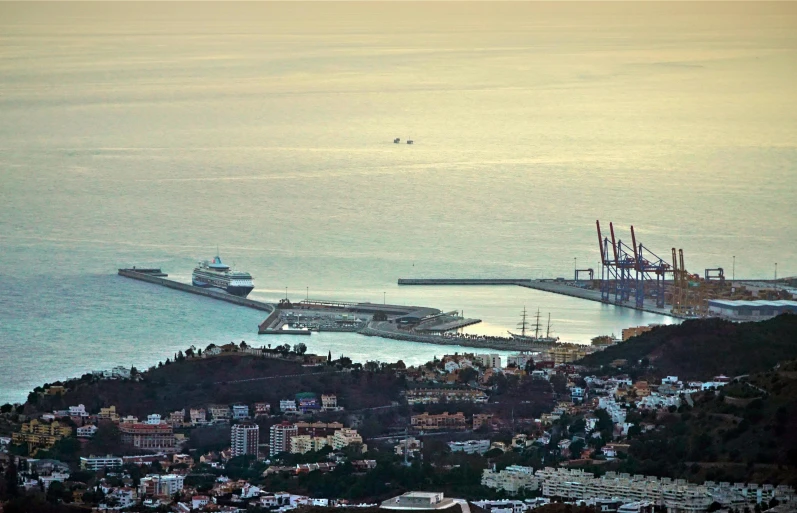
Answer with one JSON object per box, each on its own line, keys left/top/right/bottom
{"left": 118, "top": 269, "right": 583, "bottom": 352}
{"left": 118, "top": 269, "right": 275, "bottom": 313}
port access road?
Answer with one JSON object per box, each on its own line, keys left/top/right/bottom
{"left": 398, "top": 277, "right": 681, "bottom": 318}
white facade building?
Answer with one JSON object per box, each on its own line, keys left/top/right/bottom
{"left": 80, "top": 456, "right": 124, "bottom": 471}
{"left": 76, "top": 425, "right": 98, "bottom": 438}
{"left": 448, "top": 439, "right": 490, "bottom": 455}
{"left": 482, "top": 465, "right": 540, "bottom": 494}
{"left": 231, "top": 423, "right": 259, "bottom": 457}
{"left": 232, "top": 404, "right": 250, "bottom": 420}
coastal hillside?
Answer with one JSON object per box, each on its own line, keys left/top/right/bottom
{"left": 578, "top": 314, "right": 797, "bottom": 380}
{"left": 24, "top": 354, "right": 405, "bottom": 418}
{"left": 620, "top": 359, "right": 797, "bottom": 485}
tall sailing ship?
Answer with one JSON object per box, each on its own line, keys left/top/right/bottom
{"left": 192, "top": 255, "right": 254, "bottom": 298}
{"left": 507, "top": 307, "right": 559, "bottom": 344}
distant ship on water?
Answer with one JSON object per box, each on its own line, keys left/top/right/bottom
{"left": 192, "top": 255, "right": 254, "bottom": 298}
{"left": 507, "top": 307, "right": 559, "bottom": 344}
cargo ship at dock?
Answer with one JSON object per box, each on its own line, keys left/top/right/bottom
{"left": 192, "top": 256, "right": 254, "bottom": 298}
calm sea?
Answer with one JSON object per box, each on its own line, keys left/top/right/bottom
{"left": 1, "top": 2, "right": 795, "bottom": 404}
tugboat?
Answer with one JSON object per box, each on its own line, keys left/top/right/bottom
{"left": 192, "top": 255, "right": 254, "bottom": 298}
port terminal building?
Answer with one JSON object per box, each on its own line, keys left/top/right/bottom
{"left": 707, "top": 300, "right": 797, "bottom": 320}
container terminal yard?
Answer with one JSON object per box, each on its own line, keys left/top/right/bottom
{"left": 399, "top": 220, "right": 796, "bottom": 320}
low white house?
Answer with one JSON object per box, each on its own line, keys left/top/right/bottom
{"left": 76, "top": 425, "right": 98, "bottom": 438}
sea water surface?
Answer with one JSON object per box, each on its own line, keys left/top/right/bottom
{"left": 1, "top": 2, "right": 796, "bottom": 404}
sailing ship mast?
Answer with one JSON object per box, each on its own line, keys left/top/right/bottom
{"left": 517, "top": 306, "right": 529, "bottom": 337}
{"left": 546, "top": 313, "right": 552, "bottom": 339}
{"left": 533, "top": 308, "right": 542, "bottom": 339}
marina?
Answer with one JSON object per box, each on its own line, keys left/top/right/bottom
{"left": 117, "top": 267, "right": 589, "bottom": 352}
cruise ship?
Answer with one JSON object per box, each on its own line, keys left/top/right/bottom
{"left": 192, "top": 256, "right": 254, "bottom": 298}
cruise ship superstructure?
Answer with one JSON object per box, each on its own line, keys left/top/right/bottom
{"left": 192, "top": 256, "right": 254, "bottom": 298}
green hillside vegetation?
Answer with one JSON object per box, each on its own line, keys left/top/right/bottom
{"left": 616, "top": 360, "right": 797, "bottom": 485}
{"left": 24, "top": 354, "right": 405, "bottom": 419}
{"left": 578, "top": 314, "right": 797, "bottom": 380}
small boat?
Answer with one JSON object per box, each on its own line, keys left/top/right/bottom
{"left": 406, "top": 138, "right": 414, "bottom": 145}
{"left": 394, "top": 138, "right": 401, "bottom": 144}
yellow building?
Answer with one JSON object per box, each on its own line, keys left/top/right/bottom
{"left": 543, "top": 346, "right": 588, "bottom": 365}
{"left": 290, "top": 435, "right": 331, "bottom": 454}
{"left": 12, "top": 420, "right": 73, "bottom": 453}
{"left": 98, "top": 405, "right": 120, "bottom": 423}
{"left": 331, "top": 428, "right": 366, "bottom": 452}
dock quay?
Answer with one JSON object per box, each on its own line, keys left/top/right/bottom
{"left": 118, "top": 269, "right": 275, "bottom": 314}
{"left": 360, "top": 321, "right": 578, "bottom": 352}
{"left": 398, "top": 277, "right": 681, "bottom": 318}
{"left": 118, "top": 268, "right": 582, "bottom": 351}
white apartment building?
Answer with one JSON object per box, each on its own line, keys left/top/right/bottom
{"left": 76, "top": 425, "right": 98, "bottom": 438}
{"left": 190, "top": 408, "right": 207, "bottom": 426}
{"left": 534, "top": 467, "right": 796, "bottom": 511}
{"left": 208, "top": 405, "right": 231, "bottom": 420}
{"left": 448, "top": 439, "right": 490, "bottom": 455}
{"left": 139, "top": 474, "right": 184, "bottom": 497}
{"left": 269, "top": 423, "right": 298, "bottom": 456}
{"left": 476, "top": 354, "right": 502, "bottom": 369}
{"left": 481, "top": 465, "right": 539, "bottom": 494}
{"left": 331, "top": 428, "right": 365, "bottom": 451}
{"left": 146, "top": 414, "right": 161, "bottom": 425}
{"left": 102, "top": 487, "right": 137, "bottom": 509}
{"left": 507, "top": 354, "right": 533, "bottom": 369}
{"left": 80, "top": 456, "right": 124, "bottom": 471}
{"left": 598, "top": 397, "right": 627, "bottom": 425}
{"left": 231, "top": 423, "right": 259, "bottom": 457}
{"left": 68, "top": 404, "right": 88, "bottom": 418}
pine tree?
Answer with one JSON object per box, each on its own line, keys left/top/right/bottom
{"left": 328, "top": 350, "right": 332, "bottom": 364}
{"left": 4, "top": 457, "right": 18, "bottom": 498}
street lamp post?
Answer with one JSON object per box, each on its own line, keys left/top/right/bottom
{"left": 285, "top": 286, "right": 288, "bottom": 300}
{"left": 383, "top": 292, "right": 386, "bottom": 305}
{"left": 574, "top": 257, "right": 577, "bottom": 282}
{"left": 732, "top": 256, "right": 735, "bottom": 287}
{"left": 306, "top": 287, "right": 309, "bottom": 300}
{"left": 775, "top": 263, "right": 778, "bottom": 280}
